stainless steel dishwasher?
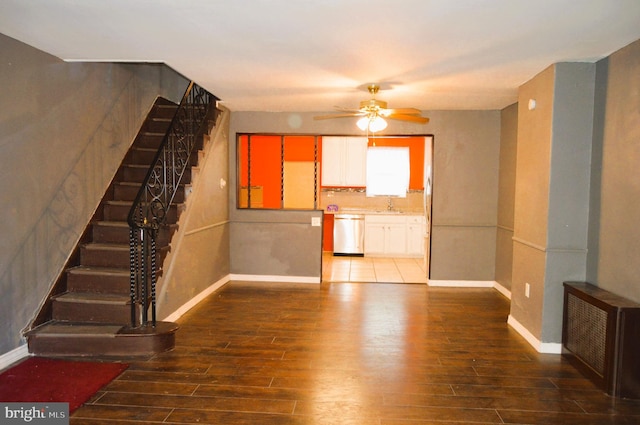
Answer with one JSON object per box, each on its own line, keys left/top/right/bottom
{"left": 333, "top": 214, "right": 365, "bottom": 256}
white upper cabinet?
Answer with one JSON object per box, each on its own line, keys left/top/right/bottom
{"left": 321, "top": 136, "right": 368, "bottom": 187}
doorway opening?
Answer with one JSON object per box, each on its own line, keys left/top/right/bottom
{"left": 321, "top": 135, "right": 434, "bottom": 283}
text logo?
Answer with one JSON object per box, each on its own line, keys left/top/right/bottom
{"left": 1, "top": 403, "right": 68, "bottom": 424}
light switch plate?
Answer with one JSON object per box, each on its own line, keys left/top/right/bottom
{"left": 311, "top": 217, "right": 321, "bottom": 227}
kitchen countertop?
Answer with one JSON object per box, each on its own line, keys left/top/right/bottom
{"left": 324, "top": 208, "right": 424, "bottom": 215}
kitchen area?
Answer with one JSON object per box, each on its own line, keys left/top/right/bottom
{"left": 236, "top": 133, "right": 433, "bottom": 283}
{"left": 320, "top": 136, "right": 433, "bottom": 283}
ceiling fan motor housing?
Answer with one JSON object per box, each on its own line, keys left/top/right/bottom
{"left": 360, "top": 98, "right": 387, "bottom": 112}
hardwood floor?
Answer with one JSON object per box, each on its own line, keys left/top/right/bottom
{"left": 71, "top": 280, "right": 640, "bottom": 424}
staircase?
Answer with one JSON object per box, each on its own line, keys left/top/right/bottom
{"left": 26, "top": 97, "right": 206, "bottom": 357}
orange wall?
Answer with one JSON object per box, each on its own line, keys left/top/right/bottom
{"left": 284, "top": 135, "right": 316, "bottom": 161}
{"left": 323, "top": 214, "right": 334, "bottom": 251}
{"left": 239, "top": 135, "right": 317, "bottom": 208}
{"left": 239, "top": 135, "right": 282, "bottom": 208}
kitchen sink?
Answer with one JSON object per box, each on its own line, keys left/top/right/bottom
{"left": 373, "top": 209, "right": 405, "bottom": 214}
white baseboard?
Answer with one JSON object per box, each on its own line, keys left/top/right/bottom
{"left": 0, "top": 344, "right": 30, "bottom": 370}
{"left": 428, "top": 280, "right": 495, "bottom": 288}
{"left": 493, "top": 281, "right": 512, "bottom": 300}
{"left": 507, "top": 314, "right": 562, "bottom": 354}
{"left": 427, "top": 280, "right": 512, "bottom": 300}
{"left": 162, "top": 273, "right": 320, "bottom": 323}
{"left": 229, "top": 274, "right": 321, "bottom": 284}
{"left": 163, "top": 275, "right": 231, "bottom": 322}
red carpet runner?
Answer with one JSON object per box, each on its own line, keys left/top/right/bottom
{"left": 0, "top": 357, "right": 128, "bottom": 413}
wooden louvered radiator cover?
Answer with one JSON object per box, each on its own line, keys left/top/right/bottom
{"left": 562, "top": 282, "right": 640, "bottom": 399}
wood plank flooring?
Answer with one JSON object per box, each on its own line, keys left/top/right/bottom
{"left": 71, "top": 281, "right": 640, "bottom": 424}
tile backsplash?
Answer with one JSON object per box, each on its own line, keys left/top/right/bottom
{"left": 320, "top": 189, "right": 424, "bottom": 213}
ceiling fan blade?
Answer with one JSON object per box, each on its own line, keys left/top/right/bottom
{"left": 313, "top": 112, "right": 364, "bottom": 120}
{"left": 383, "top": 108, "right": 422, "bottom": 115}
{"left": 334, "top": 106, "right": 364, "bottom": 113}
{"left": 387, "top": 113, "right": 430, "bottom": 124}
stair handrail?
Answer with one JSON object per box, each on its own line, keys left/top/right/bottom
{"left": 127, "top": 81, "right": 218, "bottom": 328}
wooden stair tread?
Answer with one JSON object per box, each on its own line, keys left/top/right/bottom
{"left": 106, "top": 199, "right": 185, "bottom": 207}
{"left": 131, "top": 146, "right": 157, "bottom": 152}
{"left": 82, "top": 242, "right": 170, "bottom": 252}
{"left": 54, "top": 292, "right": 130, "bottom": 304}
{"left": 93, "top": 220, "right": 128, "bottom": 228}
{"left": 93, "top": 221, "right": 177, "bottom": 227}
{"left": 27, "top": 321, "right": 179, "bottom": 356}
{"left": 29, "top": 322, "right": 125, "bottom": 337}
{"left": 116, "top": 181, "right": 186, "bottom": 188}
{"left": 83, "top": 243, "right": 129, "bottom": 251}
{"left": 92, "top": 220, "right": 178, "bottom": 230}
{"left": 121, "top": 163, "right": 149, "bottom": 168}
{"left": 67, "top": 265, "right": 129, "bottom": 276}
{"left": 29, "top": 321, "right": 178, "bottom": 337}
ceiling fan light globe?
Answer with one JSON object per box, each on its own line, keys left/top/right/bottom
{"left": 356, "top": 116, "right": 370, "bottom": 131}
{"left": 369, "top": 116, "right": 387, "bottom": 132}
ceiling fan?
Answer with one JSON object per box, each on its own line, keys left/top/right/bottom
{"left": 314, "top": 84, "right": 429, "bottom": 132}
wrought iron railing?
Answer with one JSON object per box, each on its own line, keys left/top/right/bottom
{"left": 127, "top": 82, "right": 218, "bottom": 328}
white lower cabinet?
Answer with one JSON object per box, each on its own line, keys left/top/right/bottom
{"left": 364, "top": 214, "right": 425, "bottom": 257}
{"left": 406, "top": 216, "right": 426, "bottom": 256}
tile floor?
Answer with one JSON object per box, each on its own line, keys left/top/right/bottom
{"left": 322, "top": 252, "right": 427, "bottom": 283}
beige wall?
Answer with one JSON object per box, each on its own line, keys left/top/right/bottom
{"left": 429, "top": 111, "right": 501, "bottom": 281}
{"left": 156, "top": 109, "right": 231, "bottom": 319}
{"left": 510, "top": 62, "right": 596, "bottom": 344}
{"left": 590, "top": 39, "right": 640, "bottom": 301}
{"left": 510, "top": 65, "right": 555, "bottom": 340}
{"left": 495, "top": 103, "right": 518, "bottom": 292}
{"left": 229, "top": 110, "right": 500, "bottom": 280}
{"left": 0, "top": 34, "right": 188, "bottom": 355}
{"left": 542, "top": 63, "right": 595, "bottom": 342}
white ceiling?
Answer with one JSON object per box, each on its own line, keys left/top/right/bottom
{"left": 1, "top": 0, "right": 640, "bottom": 112}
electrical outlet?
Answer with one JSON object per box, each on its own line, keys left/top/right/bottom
{"left": 311, "top": 217, "right": 321, "bottom": 227}
{"left": 525, "top": 282, "right": 530, "bottom": 298}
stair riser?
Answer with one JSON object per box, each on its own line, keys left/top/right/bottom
{"left": 125, "top": 149, "right": 158, "bottom": 165}
{"left": 118, "top": 167, "right": 148, "bottom": 183}
{"left": 27, "top": 327, "right": 176, "bottom": 357}
{"left": 80, "top": 244, "right": 170, "bottom": 270}
{"left": 104, "top": 203, "right": 181, "bottom": 222}
{"left": 66, "top": 271, "right": 130, "bottom": 294}
{"left": 114, "top": 184, "right": 185, "bottom": 203}
{"left": 125, "top": 149, "right": 199, "bottom": 166}
{"left": 92, "top": 225, "right": 129, "bottom": 245}
{"left": 103, "top": 204, "right": 129, "bottom": 222}
{"left": 116, "top": 166, "right": 192, "bottom": 184}
{"left": 52, "top": 301, "right": 131, "bottom": 325}
{"left": 81, "top": 247, "right": 129, "bottom": 268}
{"left": 92, "top": 223, "right": 174, "bottom": 246}
{"left": 155, "top": 105, "right": 178, "bottom": 120}
{"left": 144, "top": 118, "right": 172, "bottom": 134}
{"left": 134, "top": 133, "right": 165, "bottom": 149}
